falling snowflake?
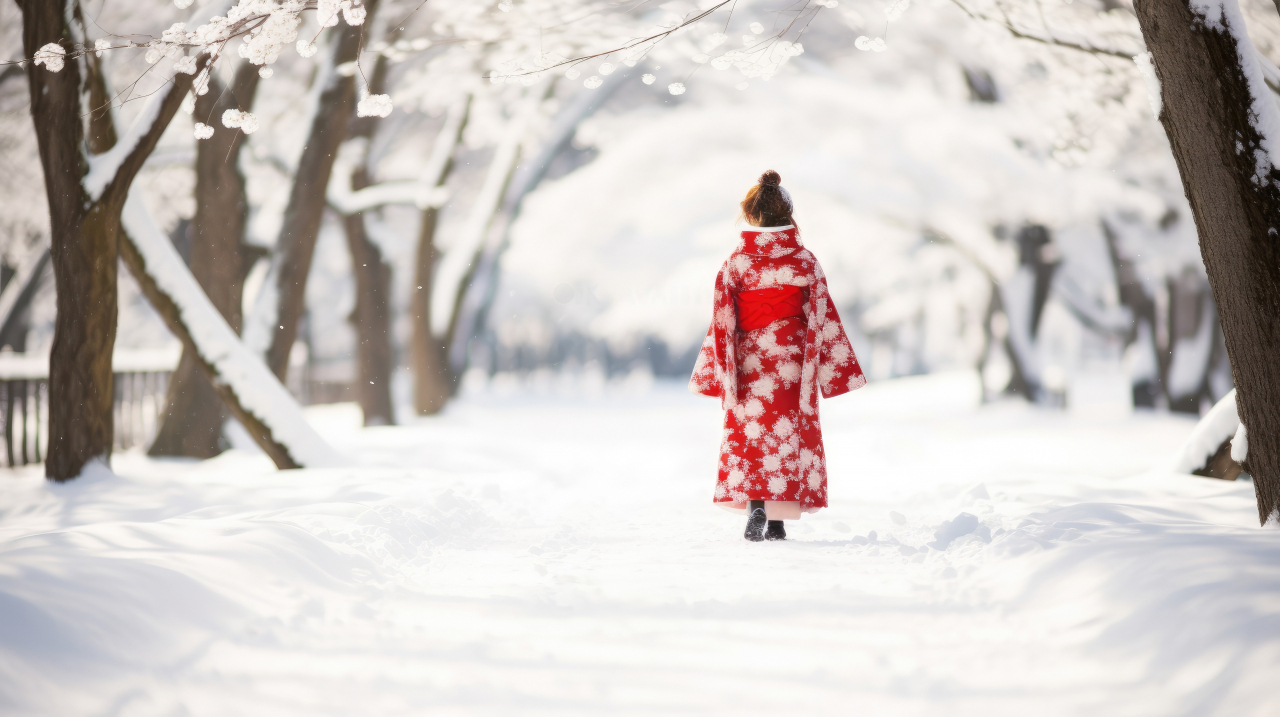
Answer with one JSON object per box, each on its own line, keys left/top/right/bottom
{"left": 33, "top": 43, "right": 65, "bottom": 73}
{"left": 565, "top": 68, "right": 581, "bottom": 79}
{"left": 193, "top": 123, "right": 214, "bottom": 140}
{"left": 749, "top": 22, "right": 764, "bottom": 34}
{"left": 357, "top": 93, "right": 393, "bottom": 118}
{"left": 642, "top": 74, "right": 656, "bottom": 85}
{"left": 584, "top": 75, "right": 603, "bottom": 89}
{"left": 599, "top": 62, "right": 615, "bottom": 75}
{"left": 668, "top": 82, "right": 685, "bottom": 95}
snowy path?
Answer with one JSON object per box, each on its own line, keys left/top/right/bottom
{"left": 1, "top": 372, "right": 1277, "bottom": 716}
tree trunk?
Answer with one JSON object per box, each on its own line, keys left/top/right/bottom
{"left": 342, "top": 176, "right": 395, "bottom": 426}
{"left": 412, "top": 205, "right": 455, "bottom": 414}
{"left": 1134, "top": 0, "right": 1280, "bottom": 524}
{"left": 150, "top": 63, "right": 263, "bottom": 457}
{"left": 260, "top": 0, "right": 379, "bottom": 381}
{"left": 21, "top": 0, "right": 114, "bottom": 480}
{"left": 338, "top": 51, "right": 395, "bottom": 426}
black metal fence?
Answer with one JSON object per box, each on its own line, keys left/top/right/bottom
{"left": 0, "top": 352, "right": 176, "bottom": 468}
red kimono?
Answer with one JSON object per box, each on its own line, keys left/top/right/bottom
{"left": 689, "top": 225, "right": 866, "bottom": 516}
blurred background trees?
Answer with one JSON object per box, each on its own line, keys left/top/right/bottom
{"left": 3, "top": 0, "right": 1277, "bottom": 470}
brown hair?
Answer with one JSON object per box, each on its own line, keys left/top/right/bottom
{"left": 740, "top": 170, "right": 795, "bottom": 228}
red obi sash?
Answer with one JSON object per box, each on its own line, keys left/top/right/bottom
{"left": 735, "top": 285, "right": 807, "bottom": 331}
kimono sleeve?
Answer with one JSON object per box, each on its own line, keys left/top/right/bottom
{"left": 688, "top": 260, "right": 738, "bottom": 404}
{"left": 812, "top": 265, "right": 866, "bottom": 399}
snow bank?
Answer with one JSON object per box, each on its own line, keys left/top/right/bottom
{"left": 1172, "top": 388, "right": 1239, "bottom": 474}
{"left": 121, "top": 191, "right": 343, "bottom": 468}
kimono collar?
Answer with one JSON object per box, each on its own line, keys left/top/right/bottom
{"left": 737, "top": 225, "right": 802, "bottom": 258}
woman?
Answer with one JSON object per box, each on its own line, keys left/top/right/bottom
{"left": 689, "top": 171, "right": 866, "bottom": 541}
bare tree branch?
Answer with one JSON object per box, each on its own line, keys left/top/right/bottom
{"left": 949, "top": 0, "right": 1137, "bottom": 60}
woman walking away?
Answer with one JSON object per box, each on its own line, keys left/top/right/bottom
{"left": 689, "top": 171, "right": 867, "bottom": 542}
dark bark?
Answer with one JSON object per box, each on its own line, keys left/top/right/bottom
{"left": 264, "top": 0, "right": 379, "bottom": 381}
{"left": 150, "top": 63, "right": 263, "bottom": 457}
{"left": 339, "top": 52, "right": 394, "bottom": 426}
{"left": 1134, "top": 0, "right": 1280, "bottom": 523}
{"left": 22, "top": 1, "right": 108, "bottom": 480}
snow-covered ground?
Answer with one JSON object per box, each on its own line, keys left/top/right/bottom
{"left": 1, "top": 371, "right": 1276, "bottom": 716}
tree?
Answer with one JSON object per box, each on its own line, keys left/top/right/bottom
{"left": 18, "top": 0, "right": 350, "bottom": 474}
{"left": 334, "top": 44, "right": 396, "bottom": 427}
{"left": 150, "top": 62, "right": 263, "bottom": 457}
{"left": 1133, "top": 0, "right": 1280, "bottom": 524}
{"left": 18, "top": 0, "right": 205, "bottom": 479}
{"left": 246, "top": 0, "right": 383, "bottom": 381}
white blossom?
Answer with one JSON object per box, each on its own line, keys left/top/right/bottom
{"left": 691, "top": 53, "right": 709, "bottom": 64}
{"left": 668, "top": 82, "right": 685, "bottom": 95}
{"left": 708, "top": 33, "right": 727, "bottom": 48}
{"left": 94, "top": 39, "right": 110, "bottom": 57}
{"left": 735, "top": 81, "right": 748, "bottom": 90}
{"left": 181, "top": 92, "right": 195, "bottom": 114}
{"left": 259, "top": 67, "right": 273, "bottom": 78}
{"left": 598, "top": 62, "right": 614, "bottom": 75}
{"left": 584, "top": 75, "right": 603, "bottom": 89}
{"left": 641, "top": 74, "right": 655, "bottom": 85}
{"left": 357, "top": 94, "right": 393, "bottom": 118}
{"left": 342, "top": 1, "right": 366, "bottom": 25}
{"left": 222, "top": 108, "right": 259, "bottom": 134}
{"left": 749, "top": 22, "right": 764, "bottom": 34}
{"left": 174, "top": 55, "right": 198, "bottom": 74}
{"left": 885, "top": 0, "right": 910, "bottom": 21}
{"left": 296, "top": 41, "right": 318, "bottom": 58}
{"left": 565, "top": 68, "right": 581, "bottom": 79}
{"left": 855, "top": 36, "right": 887, "bottom": 52}
{"left": 34, "top": 43, "right": 65, "bottom": 73}
{"left": 192, "top": 68, "right": 211, "bottom": 96}
{"left": 498, "top": 0, "right": 513, "bottom": 11}
{"left": 193, "top": 122, "right": 214, "bottom": 140}
{"left": 174, "top": 0, "right": 194, "bottom": 7}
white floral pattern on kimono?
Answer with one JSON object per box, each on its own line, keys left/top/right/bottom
{"left": 689, "top": 225, "right": 866, "bottom": 514}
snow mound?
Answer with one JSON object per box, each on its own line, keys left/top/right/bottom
{"left": 1172, "top": 388, "right": 1239, "bottom": 474}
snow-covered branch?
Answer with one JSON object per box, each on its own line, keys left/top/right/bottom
{"left": 120, "top": 190, "right": 343, "bottom": 469}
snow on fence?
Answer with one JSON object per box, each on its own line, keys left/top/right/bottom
{"left": 0, "top": 348, "right": 179, "bottom": 467}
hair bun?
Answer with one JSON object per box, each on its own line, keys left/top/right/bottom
{"left": 758, "top": 170, "right": 781, "bottom": 187}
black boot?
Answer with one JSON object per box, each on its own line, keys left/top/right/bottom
{"left": 744, "top": 500, "right": 767, "bottom": 542}
{"left": 765, "top": 520, "right": 786, "bottom": 541}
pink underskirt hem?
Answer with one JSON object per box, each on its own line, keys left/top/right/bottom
{"left": 717, "top": 500, "right": 818, "bottom": 520}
